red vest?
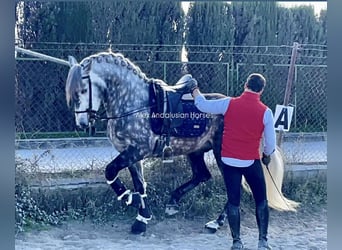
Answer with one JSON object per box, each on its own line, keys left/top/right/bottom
{"left": 221, "top": 91, "right": 267, "bottom": 160}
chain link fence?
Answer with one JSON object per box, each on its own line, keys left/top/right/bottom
{"left": 15, "top": 43, "right": 327, "bottom": 170}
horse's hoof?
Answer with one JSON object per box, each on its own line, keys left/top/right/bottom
{"left": 205, "top": 227, "right": 218, "bottom": 234}
{"left": 204, "top": 220, "right": 220, "bottom": 233}
{"left": 165, "top": 204, "right": 179, "bottom": 216}
{"left": 217, "top": 219, "right": 225, "bottom": 227}
{"left": 131, "top": 220, "right": 147, "bottom": 234}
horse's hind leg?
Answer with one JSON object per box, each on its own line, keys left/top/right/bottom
{"left": 128, "top": 161, "right": 152, "bottom": 234}
{"left": 205, "top": 201, "right": 228, "bottom": 233}
{"left": 205, "top": 128, "right": 228, "bottom": 233}
{"left": 165, "top": 149, "right": 212, "bottom": 215}
{"left": 204, "top": 164, "right": 228, "bottom": 233}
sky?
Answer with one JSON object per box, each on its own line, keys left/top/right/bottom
{"left": 278, "top": 1, "right": 327, "bottom": 15}
{"left": 182, "top": 1, "right": 327, "bottom": 15}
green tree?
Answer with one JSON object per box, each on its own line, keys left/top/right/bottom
{"left": 16, "top": 2, "right": 92, "bottom": 47}
{"left": 185, "top": 2, "right": 235, "bottom": 93}
{"left": 316, "top": 9, "right": 327, "bottom": 45}
{"left": 275, "top": 5, "right": 326, "bottom": 45}
{"left": 15, "top": 2, "right": 89, "bottom": 132}
{"left": 87, "top": 1, "right": 184, "bottom": 82}
{"left": 232, "top": 1, "right": 278, "bottom": 46}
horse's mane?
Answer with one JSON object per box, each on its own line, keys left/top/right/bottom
{"left": 66, "top": 51, "right": 182, "bottom": 107}
{"left": 80, "top": 51, "right": 166, "bottom": 86}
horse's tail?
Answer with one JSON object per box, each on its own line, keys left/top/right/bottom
{"left": 242, "top": 146, "right": 300, "bottom": 212}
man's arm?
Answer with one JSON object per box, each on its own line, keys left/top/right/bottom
{"left": 263, "top": 108, "right": 276, "bottom": 156}
{"left": 192, "top": 89, "right": 230, "bottom": 115}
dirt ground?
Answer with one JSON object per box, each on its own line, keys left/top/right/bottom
{"left": 15, "top": 205, "right": 326, "bottom": 250}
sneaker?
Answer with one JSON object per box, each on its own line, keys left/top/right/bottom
{"left": 258, "top": 239, "right": 272, "bottom": 250}
{"left": 231, "top": 240, "right": 244, "bottom": 250}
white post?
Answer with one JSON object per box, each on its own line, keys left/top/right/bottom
{"left": 15, "top": 47, "right": 70, "bottom": 66}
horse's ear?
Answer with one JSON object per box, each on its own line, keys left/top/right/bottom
{"left": 68, "top": 56, "right": 78, "bottom": 67}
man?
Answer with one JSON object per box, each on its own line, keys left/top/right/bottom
{"left": 191, "top": 73, "right": 276, "bottom": 250}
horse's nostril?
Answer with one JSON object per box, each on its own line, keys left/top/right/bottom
{"left": 78, "top": 118, "right": 89, "bottom": 129}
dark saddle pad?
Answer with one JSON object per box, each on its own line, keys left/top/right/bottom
{"left": 149, "top": 80, "right": 208, "bottom": 138}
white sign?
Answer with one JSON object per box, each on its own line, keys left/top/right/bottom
{"left": 274, "top": 105, "right": 294, "bottom": 131}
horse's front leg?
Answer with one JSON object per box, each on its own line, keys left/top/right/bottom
{"left": 128, "top": 161, "right": 152, "bottom": 234}
{"left": 105, "top": 145, "right": 141, "bottom": 188}
{"left": 105, "top": 147, "right": 149, "bottom": 233}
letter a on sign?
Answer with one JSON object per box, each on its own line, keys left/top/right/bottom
{"left": 274, "top": 105, "right": 294, "bottom": 131}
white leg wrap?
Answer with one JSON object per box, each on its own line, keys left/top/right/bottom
{"left": 136, "top": 214, "right": 152, "bottom": 224}
{"left": 106, "top": 176, "right": 118, "bottom": 185}
{"left": 117, "top": 189, "right": 131, "bottom": 201}
{"left": 125, "top": 192, "right": 147, "bottom": 207}
{"left": 165, "top": 203, "right": 180, "bottom": 216}
{"left": 125, "top": 191, "right": 134, "bottom": 205}
{"left": 205, "top": 220, "right": 220, "bottom": 230}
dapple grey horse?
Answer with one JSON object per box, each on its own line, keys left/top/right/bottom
{"left": 65, "top": 51, "right": 299, "bottom": 234}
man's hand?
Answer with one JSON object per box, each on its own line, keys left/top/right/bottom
{"left": 262, "top": 153, "right": 271, "bottom": 166}
{"left": 186, "top": 78, "right": 198, "bottom": 94}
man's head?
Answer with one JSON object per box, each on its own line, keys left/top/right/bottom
{"left": 245, "top": 73, "right": 266, "bottom": 93}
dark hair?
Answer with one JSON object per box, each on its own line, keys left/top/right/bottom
{"left": 246, "top": 73, "right": 266, "bottom": 92}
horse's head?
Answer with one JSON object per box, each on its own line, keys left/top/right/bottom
{"left": 65, "top": 56, "right": 105, "bottom": 129}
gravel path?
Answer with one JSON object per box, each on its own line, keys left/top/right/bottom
{"left": 15, "top": 205, "right": 327, "bottom": 250}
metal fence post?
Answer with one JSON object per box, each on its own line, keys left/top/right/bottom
{"left": 226, "top": 63, "right": 230, "bottom": 96}
{"left": 277, "top": 42, "right": 299, "bottom": 146}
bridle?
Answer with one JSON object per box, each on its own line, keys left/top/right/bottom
{"left": 74, "top": 75, "right": 97, "bottom": 124}
{"left": 74, "top": 74, "right": 155, "bottom": 125}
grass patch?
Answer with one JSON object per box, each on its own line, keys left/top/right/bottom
{"left": 282, "top": 173, "right": 327, "bottom": 206}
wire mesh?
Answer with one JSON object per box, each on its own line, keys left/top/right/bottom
{"left": 15, "top": 43, "right": 327, "bottom": 170}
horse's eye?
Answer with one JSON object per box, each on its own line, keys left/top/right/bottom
{"left": 81, "top": 89, "right": 87, "bottom": 94}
